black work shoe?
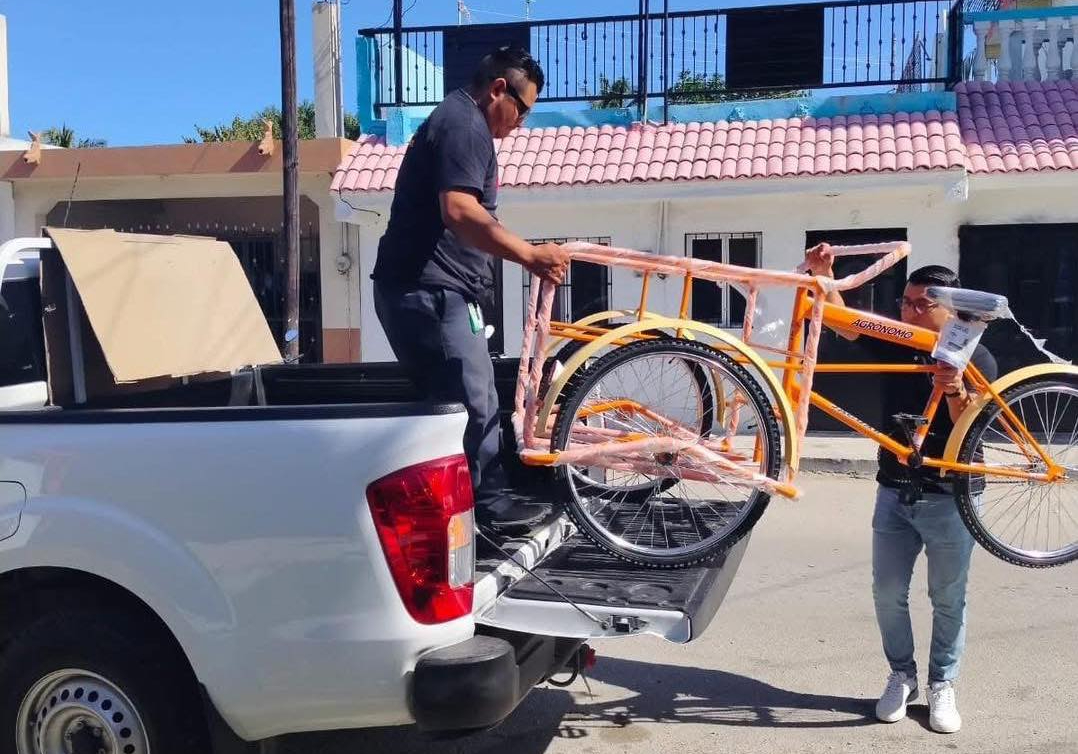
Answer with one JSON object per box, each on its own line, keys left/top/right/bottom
{"left": 475, "top": 499, "right": 553, "bottom": 537}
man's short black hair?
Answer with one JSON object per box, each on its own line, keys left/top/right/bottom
{"left": 908, "top": 264, "right": 960, "bottom": 289}
{"left": 472, "top": 46, "right": 545, "bottom": 94}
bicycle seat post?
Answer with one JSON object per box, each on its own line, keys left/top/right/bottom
{"left": 893, "top": 413, "right": 929, "bottom": 470}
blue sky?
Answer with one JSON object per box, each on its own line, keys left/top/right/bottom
{"left": 1, "top": 0, "right": 898, "bottom": 146}
{"left": 1, "top": 0, "right": 705, "bottom": 146}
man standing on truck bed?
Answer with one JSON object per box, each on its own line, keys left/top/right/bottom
{"left": 373, "top": 46, "right": 570, "bottom": 534}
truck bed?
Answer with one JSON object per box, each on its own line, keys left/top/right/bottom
{"left": 474, "top": 484, "right": 748, "bottom": 644}
{"left": 499, "top": 534, "right": 737, "bottom": 620}
{"left": 262, "top": 363, "right": 749, "bottom": 644}
{"left": 43, "top": 359, "right": 520, "bottom": 410}
{"left": 19, "top": 354, "right": 749, "bottom": 645}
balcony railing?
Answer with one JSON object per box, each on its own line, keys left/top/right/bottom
{"left": 966, "top": 7, "right": 1077, "bottom": 82}
{"left": 360, "top": 0, "right": 963, "bottom": 115}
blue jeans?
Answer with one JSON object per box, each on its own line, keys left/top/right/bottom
{"left": 872, "top": 485, "right": 975, "bottom": 683}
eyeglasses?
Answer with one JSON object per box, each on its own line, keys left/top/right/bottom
{"left": 504, "top": 79, "right": 531, "bottom": 120}
{"left": 896, "top": 296, "right": 940, "bottom": 315}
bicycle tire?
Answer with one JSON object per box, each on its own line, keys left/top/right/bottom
{"left": 953, "top": 376, "right": 1078, "bottom": 568}
{"left": 552, "top": 338, "right": 781, "bottom": 568}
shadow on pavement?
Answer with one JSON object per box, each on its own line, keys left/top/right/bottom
{"left": 574, "top": 656, "right": 876, "bottom": 730}
{"left": 277, "top": 655, "right": 874, "bottom": 753}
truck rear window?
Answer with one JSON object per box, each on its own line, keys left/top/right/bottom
{"left": 0, "top": 278, "right": 46, "bottom": 387}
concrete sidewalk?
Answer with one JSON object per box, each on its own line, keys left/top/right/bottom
{"left": 798, "top": 433, "right": 878, "bottom": 476}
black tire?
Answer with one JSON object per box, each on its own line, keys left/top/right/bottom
{"left": 552, "top": 338, "right": 781, "bottom": 568}
{"left": 0, "top": 608, "right": 210, "bottom": 754}
{"left": 954, "top": 376, "right": 1078, "bottom": 568}
{"left": 544, "top": 335, "right": 717, "bottom": 505}
{"left": 538, "top": 339, "right": 588, "bottom": 401}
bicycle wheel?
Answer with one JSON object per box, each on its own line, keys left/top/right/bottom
{"left": 552, "top": 338, "right": 781, "bottom": 568}
{"left": 953, "top": 377, "right": 1078, "bottom": 567}
{"left": 545, "top": 336, "right": 718, "bottom": 504}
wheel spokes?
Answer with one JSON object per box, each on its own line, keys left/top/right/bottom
{"left": 561, "top": 347, "right": 772, "bottom": 559}
{"left": 971, "top": 385, "right": 1078, "bottom": 561}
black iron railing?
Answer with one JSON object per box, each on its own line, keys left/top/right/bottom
{"left": 361, "top": 0, "right": 963, "bottom": 113}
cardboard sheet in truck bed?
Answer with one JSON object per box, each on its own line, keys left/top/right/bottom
{"left": 41, "top": 227, "right": 281, "bottom": 405}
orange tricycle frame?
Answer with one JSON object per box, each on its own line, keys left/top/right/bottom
{"left": 513, "top": 241, "right": 1063, "bottom": 498}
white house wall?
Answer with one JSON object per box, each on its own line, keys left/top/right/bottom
{"left": 10, "top": 173, "right": 334, "bottom": 235}
{"left": 356, "top": 210, "right": 390, "bottom": 361}
{"left": 6, "top": 165, "right": 1073, "bottom": 365}
{"left": 962, "top": 175, "right": 1078, "bottom": 226}
{"left": 0, "top": 180, "right": 13, "bottom": 241}
{"left": 347, "top": 171, "right": 1078, "bottom": 363}
{"left": 351, "top": 174, "right": 957, "bottom": 361}
{"left": 313, "top": 189, "right": 358, "bottom": 331}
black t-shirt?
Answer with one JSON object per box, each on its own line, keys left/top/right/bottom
{"left": 861, "top": 336, "right": 998, "bottom": 492}
{"left": 372, "top": 88, "right": 499, "bottom": 307}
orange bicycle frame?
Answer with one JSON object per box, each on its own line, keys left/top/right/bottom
{"left": 782, "top": 294, "right": 1060, "bottom": 482}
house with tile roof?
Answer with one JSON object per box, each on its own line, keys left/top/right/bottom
{"left": 330, "top": 1, "right": 1078, "bottom": 429}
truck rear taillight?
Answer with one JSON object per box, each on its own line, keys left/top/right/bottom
{"left": 367, "top": 455, "right": 475, "bottom": 624}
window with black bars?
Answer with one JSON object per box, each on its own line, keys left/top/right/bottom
{"left": 523, "top": 237, "right": 613, "bottom": 325}
{"left": 685, "top": 232, "right": 761, "bottom": 328}
{"left": 226, "top": 230, "right": 323, "bottom": 363}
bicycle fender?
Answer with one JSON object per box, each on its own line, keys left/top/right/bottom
{"left": 542, "top": 309, "right": 670, "bottom": 356}
{"left": 537, "top": 317, "right": 799, "bottom": 475}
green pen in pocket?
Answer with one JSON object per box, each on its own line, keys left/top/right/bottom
{"left": 467, "top": 302, "right": 484, "bottom": 334}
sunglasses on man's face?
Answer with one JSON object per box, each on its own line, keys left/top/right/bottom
{"left": 896, "top": 296, "right": 940, "bottom": 315}
{"left": 503, "top": 79, "right": 531, "bottom": 120}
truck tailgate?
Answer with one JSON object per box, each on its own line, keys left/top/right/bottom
{"left": 474, "top": 513, "right": 748, "bottom": 644}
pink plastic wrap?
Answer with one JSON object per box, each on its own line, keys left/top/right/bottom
{"left": 514, "top": 275, "right": 555, "bottom": 450}
{"left": 562, "top": 241, "right": 816, "bottom": 287}
{"left": 514, "top": 279, "right": 540, "bottom": 416}
{"left": 514, "top": 239, "right": 912, "bottom": 498}
{"left": 796, "top": 295, "right": 827, "bottom": 442}
{"left": 795, "top": 241, "right": 911, "bottom": 292}
{"left": 723, "top": 285, "right": 759, "bottom": 445}
{"left": 741, "top": 286, "right": 758, "bottom": 342}
{"left": 563, "top": 240, "right": 909, "bottom": 292}
{"left": 526, "top": 434, "right": 793, "bottom": 497}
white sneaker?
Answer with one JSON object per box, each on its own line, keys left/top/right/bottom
{"left": 928, "top": 680, "right": 962, "bottom": 733}
{"left": 876, "top": 670, "right": 918, "bottom": 723}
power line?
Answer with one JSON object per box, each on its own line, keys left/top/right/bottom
{"left": 468, "top": 6, "right": 526, "bottom": 19}
{"left": 372, "top": 0, "right": 418, "bottom": 29}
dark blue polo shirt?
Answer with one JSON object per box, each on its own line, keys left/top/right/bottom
{"left": 372, "top": 88, "right": 499, "bottom": 306}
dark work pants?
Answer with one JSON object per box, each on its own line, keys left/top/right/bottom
{"left": 374, "top": 282, "right": 507, "bottom": 512}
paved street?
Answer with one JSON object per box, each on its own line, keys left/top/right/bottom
{"left": 282, "top": 474, "right": 1077, "bottom": 754}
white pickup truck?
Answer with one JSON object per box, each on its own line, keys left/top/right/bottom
{"left": 0, "top": 235, "right": 749, "bottom": 754}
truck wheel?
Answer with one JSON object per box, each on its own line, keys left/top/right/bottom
{"left": 0, "top": 609, "right": 210, "bottom": 754}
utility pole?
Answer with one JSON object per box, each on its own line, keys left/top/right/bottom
{"left": 280, "top": 0, "right": 300, "bottom": 360}
{"left": 393, "top": 0, "right": 404, "bottom": 105}
{"left": 662, "top": 0, "right": 669, "bottom": 123}
{"left": 637, "top": 0, "right": 650, "bottom": 122}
